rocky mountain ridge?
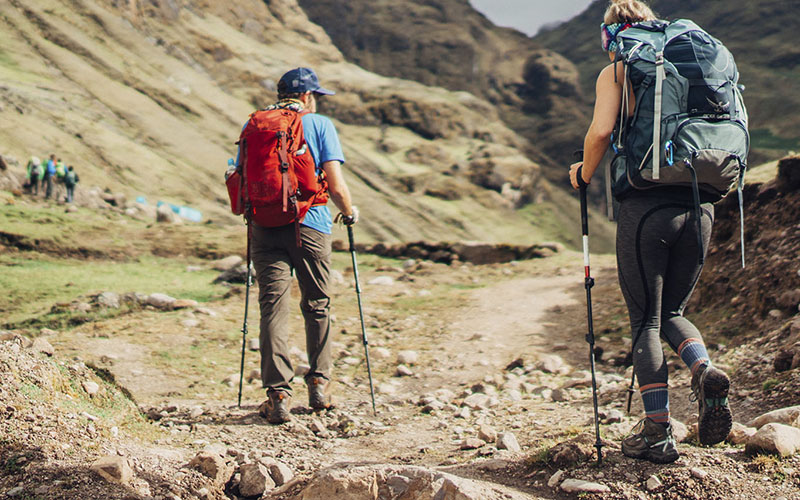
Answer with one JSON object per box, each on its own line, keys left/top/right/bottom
{"left": 533, "top": 0, "right": 800, "bottom": 164}
{"left": 298, "top": 0, "right": 591, "bottom": 179}
{"left": 303, "top": 0, "right": 800, "bottom": 179}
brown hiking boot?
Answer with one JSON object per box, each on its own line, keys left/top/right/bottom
{"left": 621, "top": 417, "right": 679, "bottom": 464}
{"left": 691, "top": 364, "right": 732, "bottom": 446}
{"left": 307, "top": 376, "right": 332, "bottom": 410}
{"left": 258, "top": 390, "right": 292, "bottom": 424}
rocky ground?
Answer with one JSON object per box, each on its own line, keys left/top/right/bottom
{"left": 1, "top": 157, "right": 799, "bottom": 499}
{"left": 2, "top": 236, "right": 800, "bottom": 499}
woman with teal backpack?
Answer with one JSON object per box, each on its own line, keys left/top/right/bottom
{"left": 569, "top": 0, "right": 738, "bottom": 464}
{"left": 64, "top": 166, "right": 79, "bottom": 203}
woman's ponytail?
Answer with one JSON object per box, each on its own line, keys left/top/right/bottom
{"left": 604, "top": 0, "right": 657, "bottom": 24}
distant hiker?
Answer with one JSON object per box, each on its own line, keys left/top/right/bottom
{"left": 25, "top": 157, "right": 42, "bottom": 195}
{"left": 55, "top": 159, "right": 66, "bottom": 181}
{"left": 54, "top": 158, "right": 67, "bottom": 199}
{"left": 43, "top": 154, "right": 56, "bottom": 199}
{"left": 64, "top": 165, "right": 79, "bottom": 203}
{"left": 234, "top": 67, "right": 358, "bottom": 424}
{"left": 569, "top": 0, "right": 746, "bottom": 463}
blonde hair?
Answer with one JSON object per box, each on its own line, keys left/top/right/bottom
{"left": 604, "top": 0, "right": 657, "bottom": 24}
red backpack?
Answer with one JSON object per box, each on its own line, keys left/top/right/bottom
{"left": 227, "top": 107, "right": 328, "bottom": 244}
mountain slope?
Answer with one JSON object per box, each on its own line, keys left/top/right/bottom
{"left": 0, "top": 0, "right": 614, "bottom": 249}
{"left": 297, "top": 0, "right": 592, "bottom": 177}
{"left": 301, "top": 0, "right": 800, "bottom": 176}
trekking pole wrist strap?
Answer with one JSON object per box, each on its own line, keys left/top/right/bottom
{"left": 577, "top": 166, "right": 590, "bottom": 188}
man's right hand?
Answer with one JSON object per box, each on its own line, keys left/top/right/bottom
{"left": 340, "top": 205, "right": 359, "bottom": 226}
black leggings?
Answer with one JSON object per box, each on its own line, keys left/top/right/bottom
{"left": 616, "top": 193, "right": 714, "bottom": 388}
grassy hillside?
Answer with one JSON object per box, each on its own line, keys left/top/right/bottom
{"left": 0, "top": 0, "right": 615, "bottom": 250}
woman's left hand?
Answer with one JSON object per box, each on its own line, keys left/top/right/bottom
{"left": 569, "top": 162, "right": 585, "bottom": 190}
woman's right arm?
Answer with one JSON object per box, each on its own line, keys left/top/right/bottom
{"left": 569, "top": 63, "right": 624, "bottom": 189}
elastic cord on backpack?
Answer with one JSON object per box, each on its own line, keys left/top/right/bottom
{"left": 684, "top": 159, "right": 705, "bottom": 266}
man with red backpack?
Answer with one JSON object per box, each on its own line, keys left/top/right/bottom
{"left": 233, "top": 67, "right": 358, "bottom": 424}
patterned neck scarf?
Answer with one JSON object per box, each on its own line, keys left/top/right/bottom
{"left": 265, "top": 98, "right": 305, "bottom": 112}
{"left": 601, "top": 22, "right": 633, "bottom": 53}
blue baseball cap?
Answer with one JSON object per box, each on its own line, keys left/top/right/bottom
{"left": 278, "top": 67, "right": 335, "bottom": 96}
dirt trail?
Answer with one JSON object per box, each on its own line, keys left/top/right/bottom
{"left": 32, "top": 254, "right": 800, "bottom": 500}
{"left": 318, "top": 270, "right": 586, "bottom": 467}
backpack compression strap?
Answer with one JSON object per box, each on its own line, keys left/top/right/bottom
{"left": 277, "top": 131, "right": 291, "bottom": 213}
{"left": 652, "top": 50, "right": 665, "bottom": 180}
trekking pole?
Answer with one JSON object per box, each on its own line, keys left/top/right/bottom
{"left": 237, "top": 219, "right": 253, "bottom": 409}
{"left": 625, "top": 360, "right": 636, "bottom": 414}
{"left": 347, "top": 224, "right": 377, "bottom": 415}
{"left": 576, "top": 150, "right": 604, "bottom": 465}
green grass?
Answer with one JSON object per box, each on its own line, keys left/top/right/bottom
{"left": 0, "top": 252, "right": 225, "bottom": 327}
{"left": 518, "top": 197, "right": 616, "bottom": 255}
{"left": 750, "top": 128, "right": 800, "bottom": 152}
{"left": 391, "top": 287, "right": 473, "bottom": 318}
{"left": 762, "top": 379, "right": 780, "bottom": 392}
{"left": 0, "top": 204, "right": 114, "bottom": 243}
{"left": 526, "top": 439, "right": 557, "bottom": 466}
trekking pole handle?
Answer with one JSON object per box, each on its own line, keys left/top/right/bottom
{"left": 574, "top": 150, "right": 589, "bottom": 237}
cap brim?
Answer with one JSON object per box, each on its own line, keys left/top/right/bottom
{"left": 314, "top": 87, "right": 335, "bottom": 96}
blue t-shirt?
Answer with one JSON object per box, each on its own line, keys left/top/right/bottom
{"left": 235, "top": 113, "right": 345, "bottom": 234}
{"left": 299, "top": 114, "right": 345, "bottom": 234}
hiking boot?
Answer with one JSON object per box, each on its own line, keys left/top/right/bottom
{"left": 621, "top": 417, "right": 679, "bottom": 464}
{"left": 258, "top": 390, "right": 292, "bottom": 424}
{"left": 307, "top": 376, "right": 332, "bottom": 410}
{"left": 691, "top": 364, "right": 732, "bottom": 446}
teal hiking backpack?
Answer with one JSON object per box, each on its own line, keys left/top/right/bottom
{"left": 65, "top": 169, "right": 77, "bottom": 185}
{"left": 608, "top": 19, "right": 749, "bottom": 266}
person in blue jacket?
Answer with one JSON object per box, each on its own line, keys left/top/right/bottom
{"left": 43, "top": 154, "right": 56, "bottom": 199}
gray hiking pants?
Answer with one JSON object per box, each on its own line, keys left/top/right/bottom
{"left": 43, "top": 174, "right": 53, "bottom": 199}
{"left": 251, "top": 223, "right": 332, "bottom": 395}
{"left": 616, "top": 191, "right": 714, "bottom": 388}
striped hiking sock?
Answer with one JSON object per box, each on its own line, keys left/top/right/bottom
{"left": 640, "top": 383, "right": 670, "bottom": 425}
{"left": 678, "top": 338, "right": 711, "bottom": 375}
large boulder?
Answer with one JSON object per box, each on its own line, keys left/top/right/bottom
{"left": 211, "top": 255, "right": 243, "bottom": 272}
{"left": 747, "top": 406, "right": 800, "bottom": 429}
{"left": 188, "top": 452, "right": 233, "bottom": 488}
{"left": 727, "top": 422, "right": 757, "bottom": 445}
{"left": 746, "top": 423, "right": 800, "bottom": 457}
{"left": 560, "top": 479, "right": 610, "bottom": 494}
{"left": 156, "top": 203, "right": 181, "bottom": 223}
{"left": 91, "top": 456, "right": 133, "bottom": 485}
{"left": 239, "top": 463, "right": 275, "bottom": 497}
{"left": 776, "top": 155, "right": 800, "bottom": 192}
{"left": 450, "top": 242, "right": 518, "bottom": 265}
{"left": 213, "top": 264, "right": 251, "bottom": 284}
{"left": 146, "top": 293, "right": 177, "bottom": 310}
{"left": 299, "top": 465, "right": 532, "bottom": 500}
